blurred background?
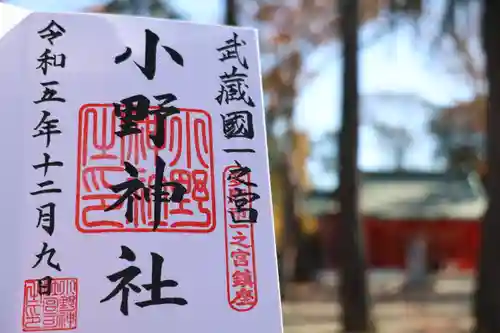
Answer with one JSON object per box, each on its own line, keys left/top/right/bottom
{"left": 5, "top": 0, "right": 494, "bottom": 332}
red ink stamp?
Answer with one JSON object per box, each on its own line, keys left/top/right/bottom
{"left": 223, "top": 165, "right": 258, "bottom": 312}
{"left": 75, "top": 104, "right": 216, "bottom": 233}
{"left": 22, "top": 278, "right": 78, "bottom": 332}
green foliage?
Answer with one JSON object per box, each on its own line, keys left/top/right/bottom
{"left": 102, "top": 0, "right": 183, "bottom": 19}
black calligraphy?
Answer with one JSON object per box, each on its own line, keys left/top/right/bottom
{"left": 31, "top": 19, "right": 67, "bottom": 292}
{"left": 100, "top": 246, "right": 187, "bottom": 316}
{"left": 216, "top": 66, "right": 255, "bottom": 107}
{"left": 32, "top": 242, "right": 61, "bottom": 272}
{"left": 32, "top": 153, "right": 63, "bottom": 176}
{"left": 216, "top": 32, "right": 256, "bottom": 154}
{"left": 36, "top": 202, "right": 56, "bottom": 236}
{"left": 114, "top": 29, "right": 184, "bottom": 80}
{"left": 113, "top": 93, "right": 180, "bottom": 148}
{"left": 221, "top": 110, "right": 254, "bottom": 139}
{"left": 105, "top": 156, "right": 187, "bottom": 231}
{"left": 227, "top": 160, "right": 260, "bottom": 223}
{"left": 110, "top": 28, "right": 187, "bottom": 230}
{"left": 217, "top": 32, "right": 248, "bottom": 69}
{"left": 37, "top": 20, "right": 66, "bottom": 45}
{"left": 33, "top": 111, "right": 62, "bottom": 148}
{"left": 37, "top": 276, "right": 54, "bottom": 296}
{"left": 37, "top": 49, "right": 66, "bottom": 76}
{"left": 33, "top": 81, "right": 66, "bottom": 104}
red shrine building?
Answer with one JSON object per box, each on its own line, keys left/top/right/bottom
{"left": 307, "top": 171, "right": 486, "bottom": 271}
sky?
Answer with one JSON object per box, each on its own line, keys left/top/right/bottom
{"left": 6, "top": 0, "right": 223, "bottom": 21}
{"left": 3, "top": 0, "right": 480, "bottom": 190}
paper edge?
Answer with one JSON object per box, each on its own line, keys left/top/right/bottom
{"left": 0, "top": 3, "right": 33, "bottom": 41}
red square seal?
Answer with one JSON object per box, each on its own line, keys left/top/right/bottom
{"left": 22, "top": 278, "right": 78, "bottom": 332}
{"left": 75, "top": 104, "right": 216, "bottom": 233}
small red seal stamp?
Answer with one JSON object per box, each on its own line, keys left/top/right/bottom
{"left": 22, "top": 277, "right": 78, "bottom": 331}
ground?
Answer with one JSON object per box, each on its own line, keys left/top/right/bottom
{"left": 282, "top": 270, "right": 472, "bottom": 332}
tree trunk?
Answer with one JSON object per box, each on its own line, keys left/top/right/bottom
{"left": 280, "top": 125, "right": 300, "bottom": 298}
{"left": 474, "top": 1, "right": 500, "bottom": 332}
{"left": 265, "top": 110, "right": 291, "bottom": 300}
{"left": 337, "top": 0, "right": 372, "bottom": 332}
{"left": 225, "top": 0, "right": 237, "bottom": 26}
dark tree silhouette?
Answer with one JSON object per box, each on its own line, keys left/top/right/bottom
{"left": 337, "top": 0, "right": 373, "bottom": 331}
